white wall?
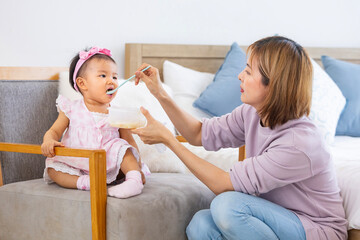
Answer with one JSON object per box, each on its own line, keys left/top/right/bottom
{"left": 1, "top": 0, "right": 359, "bottom": 78}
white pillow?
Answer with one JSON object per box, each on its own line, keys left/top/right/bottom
{"left": 309, "top": 59, "right": 346, "bottom": 145}
{"left": 162, "top": 61, "right": 239, "bottom": 173}
{"left": 58, "top": 71, "right": 82, "bottom": 101}
{"left": 132, "top": 136, "right": 239, "bottom": 174}
{"left": 182, "top": 143, "right": 239, "bottom": 174}
{"left": 163, "top": 60, "right": 213, "bottom": 120}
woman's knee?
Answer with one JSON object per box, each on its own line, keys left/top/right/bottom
{"left": 211, "top": 191, "right": 241, "bottom": 214}
{"left": 186, "top": 209, "right": 213, "bottom": 239}
{"left": 210, "top": 191, "right": 250, "bottom": 231}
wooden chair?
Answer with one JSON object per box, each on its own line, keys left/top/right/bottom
{"left": 0, "top": 143, "right": 107, "bottom": 240}
{"left": 0, "top": 67, "right": 106, "bottom": 240}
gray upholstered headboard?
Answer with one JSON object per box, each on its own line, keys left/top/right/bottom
{"left": 0, "top": 67, "right": 67, "bottom": 184}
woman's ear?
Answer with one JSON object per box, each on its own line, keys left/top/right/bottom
{"left": 76, "top": 77, "right": 87, "bottom": 91}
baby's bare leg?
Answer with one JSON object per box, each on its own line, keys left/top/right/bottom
{"left": 120, "top": 149, "right": 141, "bottom": 174}
{"left": 47, "top": 168, "right": 78, "bottom": 189}
{"left": 120, "top": 149, "right": 146, "bottom": 184}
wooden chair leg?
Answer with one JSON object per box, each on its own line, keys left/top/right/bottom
{"left": 89, "top": 151, "right": 107, "bottom": 240}
{"left": 0, "top": 159, "right": 3, "bottom": 186}
{"left": 238, "top": 145, "right": 246, "bottom": 161}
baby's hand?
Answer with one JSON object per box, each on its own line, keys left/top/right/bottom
{"left": 41, "top": 140, "right": 64, "bottom": 158}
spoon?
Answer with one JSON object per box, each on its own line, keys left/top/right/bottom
{"left": 107, "top": 65, "right": 151, "bottom": 95}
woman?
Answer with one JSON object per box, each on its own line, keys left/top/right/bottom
{"left": 132, "top": 36, "right": 347, "bottom": 240}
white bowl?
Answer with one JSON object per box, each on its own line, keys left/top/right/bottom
{"left": 108, "top": 106, "right": 146, "bottom": 129}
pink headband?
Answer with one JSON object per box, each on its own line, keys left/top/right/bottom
{"left": 73, "top": 47, "right": 112, "bottom": 92}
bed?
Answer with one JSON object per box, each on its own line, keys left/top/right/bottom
{"left": 125, "top": 43, "right": 360, "bottom": 240}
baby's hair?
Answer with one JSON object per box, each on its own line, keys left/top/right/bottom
{"left": 69, "top": 47, "right": 116, "bottom": 92}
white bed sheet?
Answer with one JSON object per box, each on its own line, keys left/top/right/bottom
{"left": 329, "top": 136, "right": 360, "bottom": 230}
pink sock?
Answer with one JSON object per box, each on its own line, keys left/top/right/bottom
{"left": 108, "top": 170, "right": 143, "bottom": 199}
{"left": 77, "top": 175, "right": 90, "bottom": 191}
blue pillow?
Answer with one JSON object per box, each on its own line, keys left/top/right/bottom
{"left": 193, "top": 42, "right": 246, "bottom": 116}
{"left": 321, "top": 55, "right": 360, "bottom": 136}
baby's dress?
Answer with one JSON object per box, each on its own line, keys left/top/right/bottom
{"left": 44, "top": 95, "right": 140, "bottom": 184}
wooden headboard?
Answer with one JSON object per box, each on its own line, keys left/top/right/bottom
{"left": 125, "top": 43, "right": 360, "bottom": 79}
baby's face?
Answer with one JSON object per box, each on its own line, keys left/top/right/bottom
{"left": 84, "top": 58, "right": 119, "bottom": 103}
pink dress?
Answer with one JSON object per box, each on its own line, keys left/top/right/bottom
{"left": 44, "top": 95, "right": 139, "bottom": 184}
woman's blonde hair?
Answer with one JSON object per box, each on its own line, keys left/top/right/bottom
{"left": 247, "top": 36, "right": 313, "bottom": 129}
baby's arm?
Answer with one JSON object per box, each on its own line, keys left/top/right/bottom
{"left": 41, "top": 111, "right": 69, "bottom": 157}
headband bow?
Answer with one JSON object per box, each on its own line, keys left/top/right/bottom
{"left": 73, "top": 47, "right": 112, "bottom": 92}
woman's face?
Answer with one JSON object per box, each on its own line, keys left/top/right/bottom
{"left": 238, "top": 56, "right": 268, "bottom": 111}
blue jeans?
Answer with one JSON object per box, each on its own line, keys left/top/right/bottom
{"left": 186, "top": 191, "right": 306, "bottom": 240}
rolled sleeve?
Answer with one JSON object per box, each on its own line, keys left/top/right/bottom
{"left": 201, "top": 105, "right": 246, "bottom": 151}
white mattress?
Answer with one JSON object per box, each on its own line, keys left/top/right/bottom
{"left": 329, "top": 136, "right": 360, "bottom": 230}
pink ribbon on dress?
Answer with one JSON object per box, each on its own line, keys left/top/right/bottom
{"left": 73, "top": 47, "right": 112, "bottom": 92}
